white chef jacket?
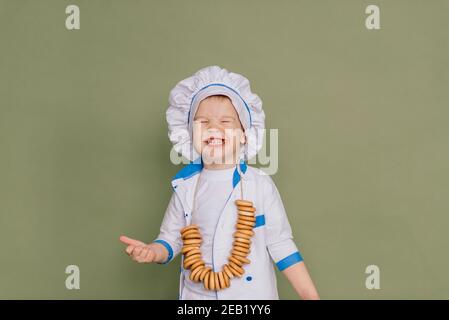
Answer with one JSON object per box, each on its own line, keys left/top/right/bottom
{"left": 153, "top": 161, "right": 304, "bottom": 300}
{"left": 182, "top": 166, "right": 235, "bottom": 298}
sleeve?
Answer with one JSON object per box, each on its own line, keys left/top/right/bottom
{"left": 152, "top": 191, "right": 185, "bottom": 265}
{"left": 263, "top": 175, "right": 304, "bottom": 271}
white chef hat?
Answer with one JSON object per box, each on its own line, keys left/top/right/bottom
{"left": 166, "top": 65, "right": 265, "bottom": 162}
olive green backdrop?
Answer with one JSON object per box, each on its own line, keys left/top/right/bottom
{"left": 1, "top": 0, "right": 448, "bottom": 299}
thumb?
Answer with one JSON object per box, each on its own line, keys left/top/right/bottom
{"left": 119, "top": 235, "right": 145, "bottom": 246}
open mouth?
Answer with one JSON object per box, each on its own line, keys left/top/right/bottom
{"left": 204, "top": 137, "right": 226, "bottom": 147}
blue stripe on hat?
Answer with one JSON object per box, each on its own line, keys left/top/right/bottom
{"left": 188, "top": 83, "right": 252, "bottom": 127}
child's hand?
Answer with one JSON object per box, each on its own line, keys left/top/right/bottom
{"left": 119, "top": 235, "right": 161, "bottom": 263}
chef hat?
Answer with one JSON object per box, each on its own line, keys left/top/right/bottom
{"left": 166, "top": 65, "right": 265, "bottom": 162}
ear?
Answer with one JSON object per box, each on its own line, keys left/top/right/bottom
{"left": 240, "top": 132, "right": 247, "bottom": 145}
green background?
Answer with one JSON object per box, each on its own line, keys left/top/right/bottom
{"left": 1, "top": 0, "right": 448, "bottom": 299}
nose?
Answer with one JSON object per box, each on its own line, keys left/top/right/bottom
{"left": 205, "top": 126, "right": 222, "bottom": 135}
{"left": 205, "top": 119, "right": 223, "bottom": 131}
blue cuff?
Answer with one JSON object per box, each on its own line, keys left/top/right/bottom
{"left": 153, "top": 239, "right": 173, "bottom": 264}
{"left": 276, "top": 251, "right": 303, "bottom": 271}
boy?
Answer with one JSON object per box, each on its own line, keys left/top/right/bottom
{"left": 120, "top": 66, "right": 319, "bottom": 300}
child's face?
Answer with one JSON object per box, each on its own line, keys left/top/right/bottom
{"left": 192, "top": 96, "right": 246, "bottom": 168}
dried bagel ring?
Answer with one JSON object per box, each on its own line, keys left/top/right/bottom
{"left": 237, "top": 210, "right": 256, "bottom": 217}
{"left": 227, "top": 263, "right": 243, "bottom": 277}
{"left": 233, "top": 241, "right": 251, "bottom": 249}
{"left": 223, "top": 264, "right": 234, "bottom": 279}
{"left": 234, "top": 241, "right": 251, "bottom": 250}
{"left": 236, "top": 223, "right": 253, "bottom": 230}
{"left": 181, "top": 224, "right": 199, "bottom": 234}
{"left": 237, "top": 206, "right": 256, "bottom": 213}
{"left": 184, "top": 248, "right": 201, "bottom": 257}
{"left": 199, "top": 267, "right": 211, "bottom": 281}
{"left": 238, "top": 217, "right": 256, "bottom": 224}
{"left": 229, "top": 261, "right": 244, "bottom": 274}
{"left": 184, "top": 259, "right": 200, "bottom": 270}
{"left": 183, "top": 255, "right": 201, "bottom": 268}
{"left": 234, "top": 237, "right": 251, "bottom": 244}
{"left": 238, "top": 210, "right": 256, "bottom": 216}
{"left": 182, "top": 227, "right": 201, "bottom": 235}
{"left": 231, "top": 249, "right": 249, "bottom": 258}
{"left": 193, "top": 266, "right": 205, "bottom": 282}
{"left": 190, "top": 265, "right": 204, "bottom": 281}
{"left": 183, "top": 238, "right": 202, "bottom": 245}
{"left": 183, "top": 253, "right": 201, "bottom": 263}
{"left": 238, "top": 215, "right": 256, "bottom": 222}
{"left": 222, "top": 271, "right": 230, "bottom": 288}
{"left": 237, "top": 219, "right": 256, "bottom": 227}
{"left": 214, "top": 272, "right": 221, "bottom": 290}
{"left": 236, "top": 229, "right": 254, "bottom": 237}
{"left": 235, "top": 200, "right": 253, "bottom": 207}
{"left": 204, "top": 271, "right": 211, "bottom": 290}
{"left": 182, "top": 234, "right": 202, "bottom": 241}
{"left": 190, "top": 259, "right": 205, "bottom": 271}
{"left": 233, "top": 254, "right": 250, "bottom": 264}
{"left": 217, "top": 271, "right": 226, "bottom": 289}
{"left": 233, "top": 245, "right": 250, "bottom": 254}
{"left": 233, "top": 231, "right": 252, "bottom": 239}
{"left": 209, "top": 271, "right": 216, "bottom": 290}
{"left": 229, "top": 255, "right": 244, "bottom": 267}
{"left": 182, "top": 229, "right": 202, "bottom": 239}
{"left": 181, "top": 245, "right": 200, "bottom": 254}
{"left": 237, "top": 218, "right": 256, "bottom": 226}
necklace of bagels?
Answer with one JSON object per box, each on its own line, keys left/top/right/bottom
{"left": 179, "top": 165, "right": 255, "bottom": 290}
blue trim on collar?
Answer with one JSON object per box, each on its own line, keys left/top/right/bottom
{"left": 276, "top": 251, "right": 303, "bottom": 271}
{"left": 172, "top": 158, "right": 203, "bottom": 182}
{"left": 232, "top": 161, "right": 248, "bottom": 188}
{"left": 172, "top": 159, "right": 248, "bottom": 189}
